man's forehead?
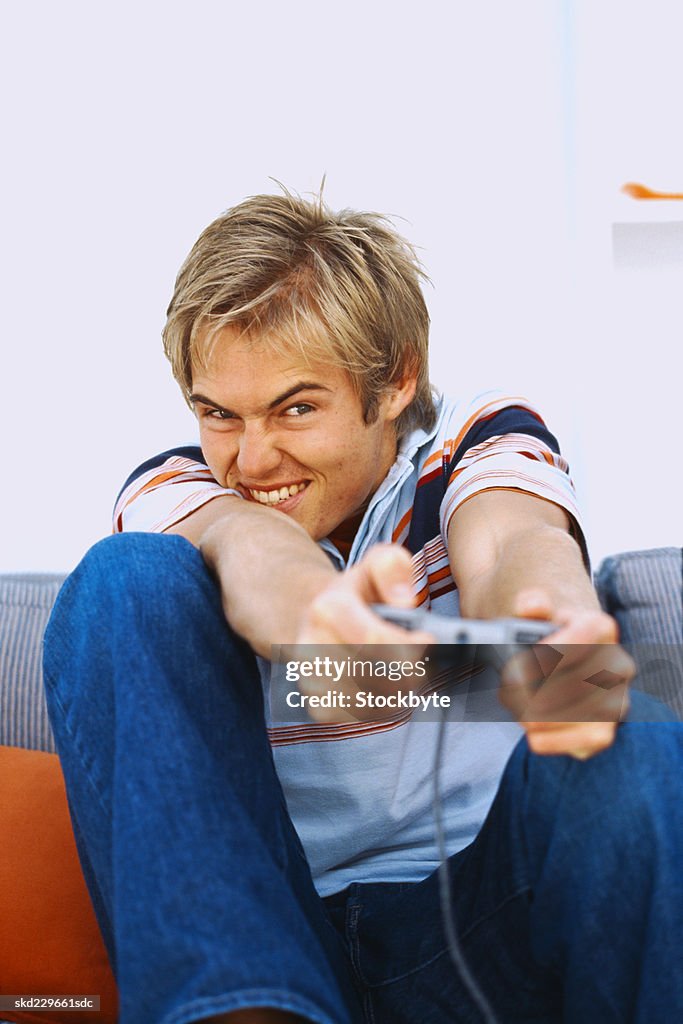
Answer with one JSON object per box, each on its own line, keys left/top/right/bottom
{"left": 194, "top": 344, "right": 323, "bottom": 387}
{"left": 196, "top": 324, "right": 314, "bottom": 376}
{"left": 190, "top": 334, "right": 354, "bottom": 411}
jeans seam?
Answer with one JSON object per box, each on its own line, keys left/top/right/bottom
{"left": 365, "top": 883, "right": 533, "bottom": 989}
{"left": 42, "top": 666, "right": 111, "bottom": 818}
{"left": 459, "top": 882, "right": 533, "bottom": 943}
{"left": 345, "top": 902, "right": 375, "bottom": 1024}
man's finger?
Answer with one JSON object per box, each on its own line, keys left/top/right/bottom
{"left": 354, "top": 543, "right": 416, "bottom": 607}
{"left": 500, "top": 645, "right": 632, "bottom": 723}
{"left": 306, "top": 585, "right": 425, "bottom": 647}
{"left": 525, "top": 721, "right": 618, "bottom": 759}
{"left": 512, "top": 588, "right": 555, "bottom": 620}
{"left": 540, "top": 610, "right": 619, "bottom": 646}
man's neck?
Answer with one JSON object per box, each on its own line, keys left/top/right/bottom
{"left": 329, "top": 428, "right": 400, "bottom": 558}
{"left": 328, "top": 506, "right": 368, "bottom": 560}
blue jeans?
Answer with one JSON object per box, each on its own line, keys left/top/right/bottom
{"left": 42, "top": 533, "right": 683, "bottom": 1024}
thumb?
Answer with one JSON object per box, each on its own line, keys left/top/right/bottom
{"left": 359, "top": 544, "right": 416, "bottom": 608}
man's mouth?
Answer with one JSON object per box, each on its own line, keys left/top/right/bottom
{"left": 246, "top": 482, "right": 309, "bottom": 507}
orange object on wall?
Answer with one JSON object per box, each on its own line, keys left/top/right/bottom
{"left": 622, "top": 182, "right": 683, "bottom": 199}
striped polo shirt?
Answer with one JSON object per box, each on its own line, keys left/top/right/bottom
{"left": 113, "top": 389, "right": 586, "bottom": 896}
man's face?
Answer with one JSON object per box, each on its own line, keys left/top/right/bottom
{"left": 190, "top": 328, "right": 414, "bottom": 541}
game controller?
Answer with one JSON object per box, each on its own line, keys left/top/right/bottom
{"left": 372, "top": 605, "right": 556, "bottom": 670}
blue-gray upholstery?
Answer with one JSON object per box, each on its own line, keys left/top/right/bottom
{"left": 595, "top": 547, "right": 683, "bottom": 715}
{"left": 594, "top": 547, "right": 682, "bottom": 644}
{"left": 0, "top": 574, "right": 64, "bottom": 752}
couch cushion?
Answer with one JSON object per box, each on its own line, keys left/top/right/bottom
{"left": 595, "top": 547, "right": 682, "bottom": 643}
{"left": 595, "top": 547, "right": 682, "bottom": 716}
{"left": 0, "top": 575, "right": 64, "bottom": 752}
{"left": 0, "top": 746, "right": 118, "bottom": 1024}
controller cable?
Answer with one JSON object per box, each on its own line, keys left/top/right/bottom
{"left": 433, "top": 705, "right": 499, "bottom": 1024}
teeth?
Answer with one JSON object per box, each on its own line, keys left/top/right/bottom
{"left": 248, "top": 483, "right": 307, "bottom": 506}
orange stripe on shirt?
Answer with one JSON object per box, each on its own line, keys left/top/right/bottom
{"left": 392, "top": 507, "right": 413, "bottom": 543}
{"left": 123, "top": 469, "right": 202, "bottom": 509}
{"left": 419, "top": 396, "right": 541, "bottom": 476}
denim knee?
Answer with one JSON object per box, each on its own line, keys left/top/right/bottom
{"left": 45, "top": 532, "right": 225, "bottom": 656}
{"left": 62, "top": 531, "right": 214, "bottom": 615}
{"left": 42, "top": 530, "right": 262, "bottom": 732}
{"left": 517, "top": 716, "right": 683, "bottom": 891}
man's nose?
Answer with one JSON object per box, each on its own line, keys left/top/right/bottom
{"left": 235, "top": 422, "right": 281, "bottom": 481}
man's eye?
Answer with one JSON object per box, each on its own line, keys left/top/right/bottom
{"left": 204, "top": 408, "right": 234, "bottom": 420}
{"left": 283, "top": 403, "right": 314, "bottom": 417}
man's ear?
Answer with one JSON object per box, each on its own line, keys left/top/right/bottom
{"left": 382, "top": 368, "right": 418, "bottom": 422}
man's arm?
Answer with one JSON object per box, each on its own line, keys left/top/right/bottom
{"left": 448, "top": 490, "right": 596, "bottom": 618}
{"left": 166, "top": 498, "right": 335, "bottom": 655}
{"left": 165, "top": 498, "right": 426, "bottom": 658}
{"left": 448, "top": 489, "right": 635, "bottom": 758}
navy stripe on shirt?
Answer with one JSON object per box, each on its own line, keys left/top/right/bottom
{"left": 406, "top": 407, "right": 560, "bottom": 554}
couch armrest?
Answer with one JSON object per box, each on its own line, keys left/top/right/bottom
{"left": 595, "top": 547, "right": 682, "bottom": 643}
{"left": 595, "top": 547, "right": 682, "bottom": 717}
{"left": 0, "top": 574, "right": 65, "bottom": 752}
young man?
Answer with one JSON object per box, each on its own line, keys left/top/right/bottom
{"left": 44, "top": 193, "right": 682, "bottom": 1024}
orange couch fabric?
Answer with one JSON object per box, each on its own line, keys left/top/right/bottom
{"left": 0, "top": 746, "right": 118, "bottom": 1023}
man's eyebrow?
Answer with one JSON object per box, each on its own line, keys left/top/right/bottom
{"left": 189, "top": 382, "right": 330, "bottom": 416}
{"left": 268, "top": 382, "right": 330, "bottom": 409}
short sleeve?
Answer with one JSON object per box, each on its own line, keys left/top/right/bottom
{"left": 112, "top": 445, "right": 243, "bottom": 534}
{"left": 438, "top": 395, "right": 588, "bottom": 566}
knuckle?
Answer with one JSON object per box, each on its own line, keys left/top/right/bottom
{"left": 308, "top": 591, "right": 331, "bottom": 619}
{"left": 366, "top": 542, "right": 410, "bottom": 570}
{"left": 589, "top": 722, "right": 617, "bottom": 747}
{"left": 309, "top": 587, "right": 345, "bottom": 623}
{"left": 580, "top": 610, "right": 618, "bottom": 641}
{"left": 598, "top": 612, "right": 619, "bottom": 640}
{"left": 365, "top": 543, "right": 392, "bottom": 565}
{"left": 603, "top": 648, "right": 635, "bottom": 683}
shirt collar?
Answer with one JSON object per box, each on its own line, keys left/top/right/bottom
{"left": 319, "top": 393, "right": 445, "bottom": 566}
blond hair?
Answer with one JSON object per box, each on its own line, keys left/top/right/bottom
{"left": 163, "top": 190, "right": 436, "bottom": 436}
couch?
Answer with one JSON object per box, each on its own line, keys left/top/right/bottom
{"left": 1, "top": 548, "right": 681, "bottom": 1023}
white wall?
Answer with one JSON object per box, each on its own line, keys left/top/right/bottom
{"left": 1, "top": 0, "right": 681, "bottom": 573}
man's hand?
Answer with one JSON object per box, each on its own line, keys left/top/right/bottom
{"left": 499, "top": 589, "right": 635, "bottom": 759}
{"left": 448, "top": 490, "right": 635, "bottom": 760}
{"left": 292, "top": 544, "right": 435, "bottom": 721}
{"left": 170, "top": 501, "right": 431, "bottom": 682}
{"left": 298, "top": 544, "right": 423, "bottom": 644}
